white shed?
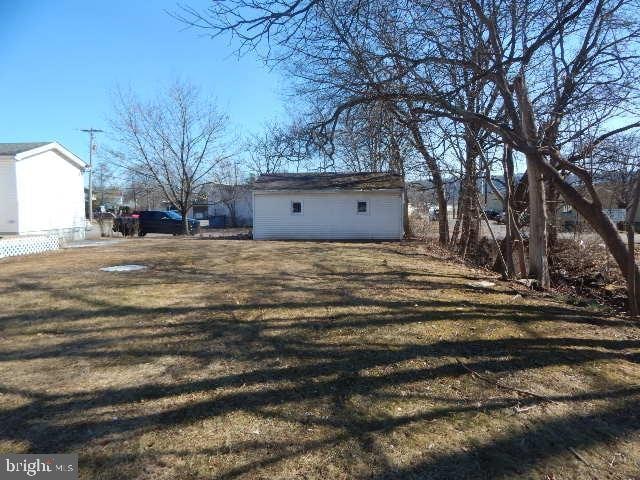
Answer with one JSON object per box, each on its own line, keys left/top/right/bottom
{"left": 0, "top": 142, "right": 87, "bottom": 240}
{"left": 252, "top": 172, "right": 404, "bottom": 240}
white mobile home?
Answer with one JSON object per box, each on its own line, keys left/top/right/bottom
{"left": 252, "top": 172, "right": 404, "bottom": 240}
{"left": 0, "top": 142, "right": 87, "bottom": 240}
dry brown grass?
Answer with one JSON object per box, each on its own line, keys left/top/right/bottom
{"left": 0, "top": 238, "right": 639, "bottom": 479}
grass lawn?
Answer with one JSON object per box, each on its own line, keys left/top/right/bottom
{"left": 0, "top": 238, "right": 639, "bottom": 479}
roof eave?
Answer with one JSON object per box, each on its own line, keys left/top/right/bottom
{"left": 14, "top": 142, "right": 87, "bottom": 169}
{"left": 253, "top": 187, "right": 404, "bottom": 193}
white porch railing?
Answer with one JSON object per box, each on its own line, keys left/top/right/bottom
{"left": 0, "top": 235, "right": 61, "bottom": 259}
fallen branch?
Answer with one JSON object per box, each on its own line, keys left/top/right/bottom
{"left": 513, "top": 404, "right": 536, "bottom": 413}
{"left": 455, "top": 358, "right": 559, "bottom": 404}
{"left": 568, "top": 446, "right": 593, "bottom": 468}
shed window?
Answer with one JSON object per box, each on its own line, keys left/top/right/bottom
{"left": 291, "top": 201, "right": 303, "bottom": 214}
{"left": 357, "top": 201, "right": 368, "bottom": 213}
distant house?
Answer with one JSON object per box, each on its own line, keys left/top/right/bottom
{"left": 189, "top": 183, "right": 253, "bottom": 227}
{"left": 92, "top": 186, "right": 125, "bottom": 212}
{"left": 480, "top": 174, "right": 528, "bottom": 212}
{"left": 252, "top": 172, "right": 404, "bottom": 240}
{"left": 558, "top": 180, "right": 640, "bottom": 231}
{"left": 0, "top": 142, "right": 87, "bottom": 240}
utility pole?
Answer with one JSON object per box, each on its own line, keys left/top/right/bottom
{"left": 81, "top": 128, "right": 103, "bottom": 222}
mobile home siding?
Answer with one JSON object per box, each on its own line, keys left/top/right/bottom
{"left": 15, "top": 149, "right": 86, "bottom": 239}
{"left": 253, "top": 190, "right": 403, "bottom": 240}
{"left": 0, "top": 156, "right": 19, "bottom": 233}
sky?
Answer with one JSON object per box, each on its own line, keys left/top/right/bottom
{"left": 0, "top": 0, "right": 286, "bottom": 165}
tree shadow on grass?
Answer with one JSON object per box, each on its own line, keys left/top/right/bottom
{"left": 367, "top": 397, "right": 640, "bottom": 479}
{"left": 0, "top": 243, "right": 638, "bottom": 478}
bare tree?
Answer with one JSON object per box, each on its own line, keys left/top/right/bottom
{"left": 93, "top": 161, "right": 115, "bottom": 207}
{"left": 110, "top": 81, "right": 228, "bottom": 233}
{"left": 247, "top": 120, "right": 312, "bottom": 174}
{"left": 179, "top": 0, "right": 640, "bottom": 306}
{"left": 211, "top": 159, "right": 250, "bottom": 227}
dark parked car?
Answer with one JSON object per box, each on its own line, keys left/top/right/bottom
{"left": 483, "top": 209, "right": 502, "bottom": 221}
{"left": 138, "top": 210, "right": 200, "bottom": 236}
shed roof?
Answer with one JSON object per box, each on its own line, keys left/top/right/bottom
{"left": 253, "top": 172, "right": 404, "bottom": 191}
{"left": 0, "top": 142, "right": 50, "bottom": 156}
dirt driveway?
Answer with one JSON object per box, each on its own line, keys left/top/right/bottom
{"left": 0, "top": 239, "right": 638, "bottom": 479}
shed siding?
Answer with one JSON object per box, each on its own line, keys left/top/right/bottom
{"left": 15, "top": 149, "right": 86, "bottom": 237}
{"left": 0, "top": 155, "right": 19, "bottom": 233}
{"left": 253, "top": 190, "right": 403, "bottom": 240}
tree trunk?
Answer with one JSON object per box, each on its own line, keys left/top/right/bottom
{"left": 457, "top": 174, "right": 473, "bottom": 256}
{"left": 450, "top": 216, "right": 462, "bottom": 247}
{"left": 510, "top": 208, "right": 528, "bottom": 276}
{"left": 469, "top": 197, "right": 480, "bottom": 255}
{"left": 546, "top": 179, "right": 559, "bottom": 254}
{"left": 406, "top": 118, "right": 449, "bottom": 244}
{"left": 493, "top": 146, "right": 516, "bottom": 277}
{"left": 182, "top": 209, "right": 190, "bottom": 235}
{"left": 403, "top": 194, "right": 412, "bottom": 238}
{"left": 228, "top": 203, "right": 238, "bottom": 227}
{"left": 436, "top": 183, "right": 449, "bottom": 245}
{"left": 515, "top": 76, "right": 550, "bottom": 288}
{"left": 476, "top": 191, "right": 508, "bottom": 279}
{"left": 526, "top": 153, "right": 551, "bottom": 287}
{"left": 539, "top": 153, "right": 640, "bottom": 306}
{"left": 628, "top": 222, "right": 638, "bottom": 317}
{"left": 584, "top": 206, "right": 639, "bottom": 303}
{"left": 457, "top": 138, "right": 480, "bottom": 259}
{"left": 626, "top": 176, "right": 640, "bottom": 316}
{"left": 504, "top": 146, "right": 517, "bottom": 276}
{"left": 450, "top": 184, "right": 464, "bottom": 247}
